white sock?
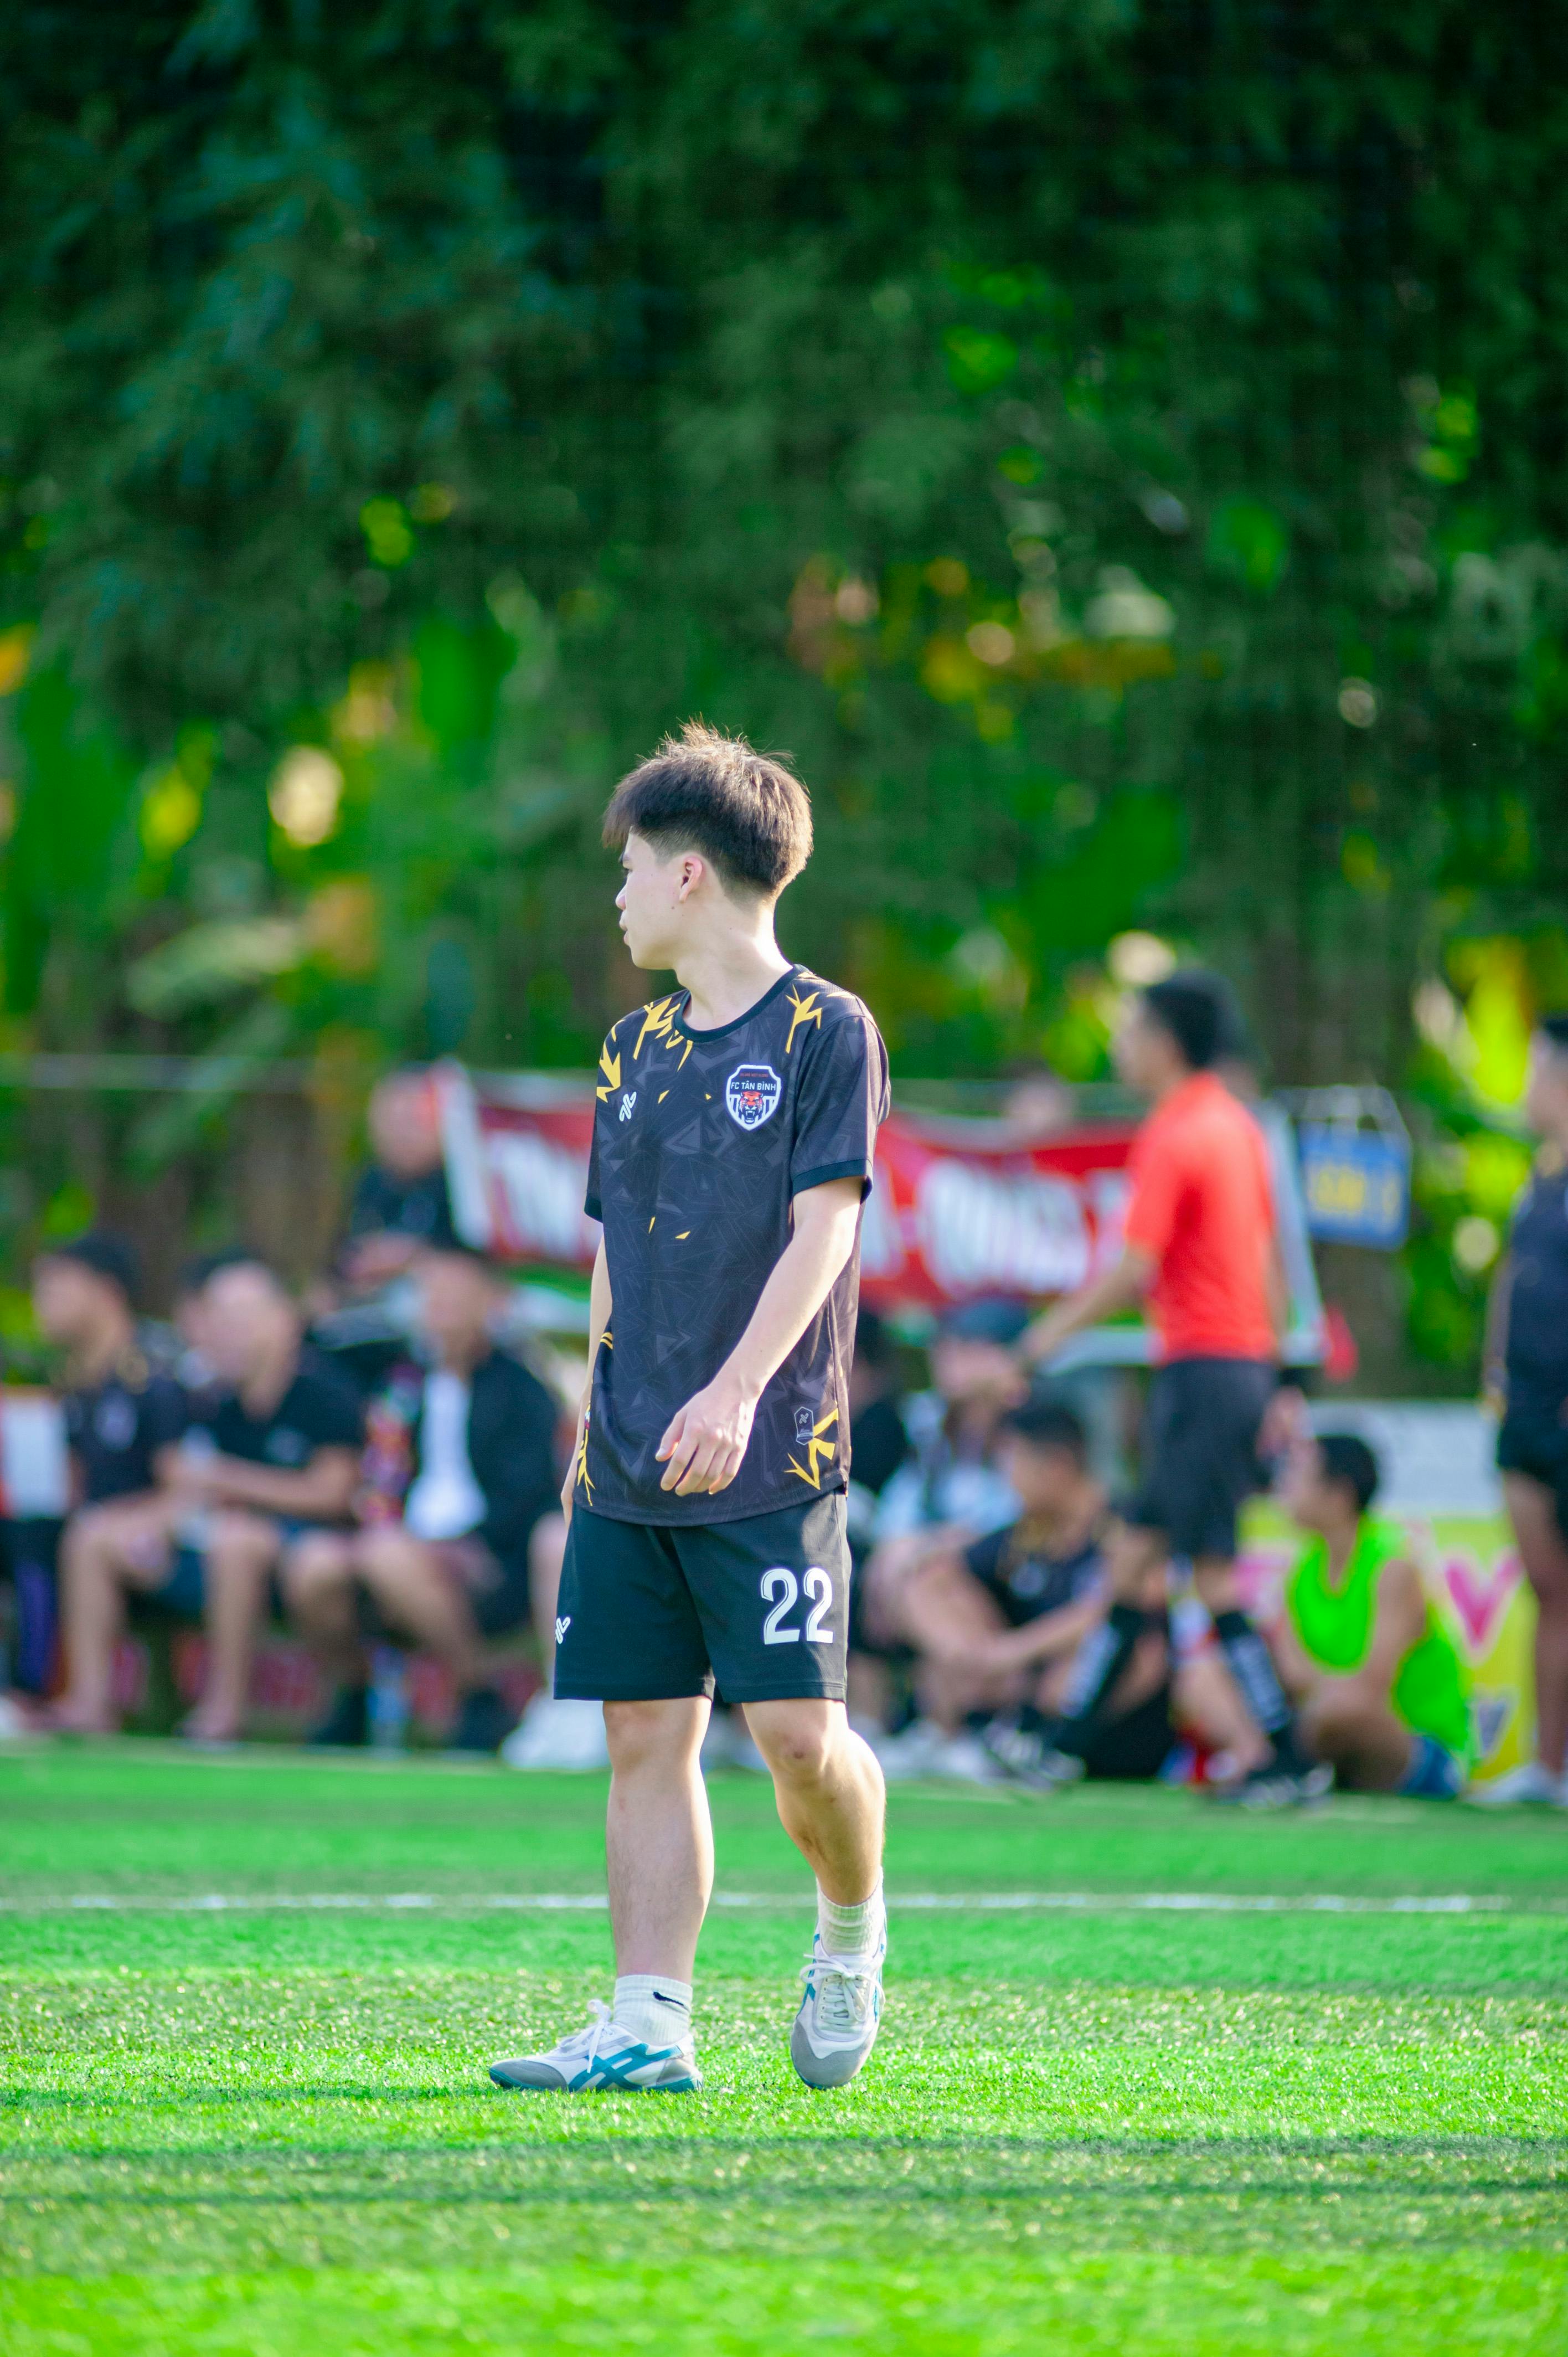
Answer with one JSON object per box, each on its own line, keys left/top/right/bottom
{"left": 613, "top": 1974, "right": 693, "bottom": 2048}
{"left": 817, "top": 1882, "right": 885, "bottom": 1968}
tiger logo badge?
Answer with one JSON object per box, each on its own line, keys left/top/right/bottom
{"left": 725, "top": 1063, "right": 782, "bottom": 1130}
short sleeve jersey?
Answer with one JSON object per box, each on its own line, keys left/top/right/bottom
{"left": 64, "top": 1361, "right": 188, "bottom": 1504}
{"left": 1505, "top": 1166, "right": 1568, "bottom": 1402}
{"left": 345, "top": 1162, "right": 457, "bottom": 1249}
{"left": 1122, "top": 1073, "right": 1277, "bottom": 1363}
{"left": 964, "top": 1516, "right": 1106, "bottom": 1630}
{"left": 193, "top": 1361, "right": 365, "bottom": 1468}
{"left": 581, "top": 965, "right": 890, "bottom": 1525}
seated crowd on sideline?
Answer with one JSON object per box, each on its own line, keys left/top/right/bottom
{"left": 0, "top": 1068, "right": 1479, "bottom": 1795}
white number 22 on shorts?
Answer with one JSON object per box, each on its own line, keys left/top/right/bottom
{"left": 760, "top": 1566, "right": 834, "bottom": 1646}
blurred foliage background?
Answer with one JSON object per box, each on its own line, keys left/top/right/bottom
{"left": 0, "top": 0, "right": 1565, "bottom": 1383}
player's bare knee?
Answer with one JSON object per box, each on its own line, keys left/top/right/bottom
{"left": 745, "top": 1701, "right": 838, "bottom": 1787}
{"left": 604, "top": 1697, "right": 703, "bottom": 1777}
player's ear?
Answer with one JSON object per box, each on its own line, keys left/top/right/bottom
{"left": 675, "top": 853, "right": 705, "bottom": 901}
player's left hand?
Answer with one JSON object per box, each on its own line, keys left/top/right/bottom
{"left": 657, "top": 1372, "right": 759, "bottom": 1495}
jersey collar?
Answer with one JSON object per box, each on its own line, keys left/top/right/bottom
{"left": 673, "top": 963, "right": 802, "bottom": 1042}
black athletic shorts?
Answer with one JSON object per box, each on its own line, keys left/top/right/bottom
{"left": 1125, "top": 1356, "right": 1273, "bottom": 1562}
{"left": 1497, "top": 1391, "right": 1568, "bottom": 1541}
{"left": 554, "top": 1494, "right": 851, "bottom": 1705}
{"left": 1072, "top": 1683, "right": 1177, "bottom": 1783}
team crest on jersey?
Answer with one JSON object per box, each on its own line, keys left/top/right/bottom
{"left": 725, "top": 1063, "right": 782, "bottom": 1130}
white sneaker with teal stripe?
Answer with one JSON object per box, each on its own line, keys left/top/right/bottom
{"left": 489, "top": 2000, "right": 702, "bottom": 2093}
{"left": 790, "top": 1928, "right": 885, "bottom": 2090}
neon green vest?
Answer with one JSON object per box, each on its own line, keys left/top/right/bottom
{"left": 1286, "top": 1517, "right": 1472, "bottom": 1760}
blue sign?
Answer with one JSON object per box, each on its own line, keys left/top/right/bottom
{"left": 1297, "top": 1128, "right": 1411, "bottom": 1249}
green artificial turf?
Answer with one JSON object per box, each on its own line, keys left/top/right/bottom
{"left": 2, "top": 1747, "right": 1565, "bottom": 2353}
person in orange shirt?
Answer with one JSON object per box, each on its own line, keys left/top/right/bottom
{"left": 1020, "top": 971, "right": 1317, "bottom": 1804}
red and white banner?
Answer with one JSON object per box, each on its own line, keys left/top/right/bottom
{"left": 438, "top": 1065, "right": 1136, "bottom": 1309}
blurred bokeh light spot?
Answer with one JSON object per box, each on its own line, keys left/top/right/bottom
{"left": 270, "top": 748, "right": 344, "bottom": 848}
{"left": 1452, "top": 1214, "right": 1500, "bottom": 1275}
{"left": 925, "top": 558, "right": 969, "bottom": 598}
{"left": 139, "top": 768, "right": 203, "bottom": 858}
{"left": 360, "top": 497, "right": 414, "bottom": 567}
{"left": 0, "top": 625, "right": 34, "bottom": 696}
{"left": 966, "top": 621, "right": 1015, "bottom": 665}
{"left": 408, "top": 482, "right": 456, "bottom": 523}
{"left": 1108, "top": 931, "right": 1177, "bottom": 987}
{"left": 1338, "top": 677, "right": 1379, "bottom": 727}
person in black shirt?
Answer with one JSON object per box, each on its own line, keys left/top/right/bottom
{"left": 341, "top": 1070, "right": 457, "bottom": 1291}
{"left": 34, "top": 1235, "right": 189, "bottom": 1506}
{"left": 893, "top": 1401, "right": 1110, "bottom": 1732}
{"left": 28, "top": 1233, "right": 185, "bottom": 1720}
{"left": 491, "top": 723, "right": 891, "bottom": 2102}
{"left": 1481, "top": 1017, "right": 1568, "bottom": 1805}
{"left": 897, "top": 1400, "right": 1268, "bottom": 1787}
{"left": 282, "top": 1246, "right": 564, "bottom": 1753}
{"left": 50, "top": 1257, "right": 362, "bottom": 1741}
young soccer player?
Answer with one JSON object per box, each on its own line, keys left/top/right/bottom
{"left": 1020, "top": 971, "right": 1316, "bottom": 1803}
{"left": 489, "top": 723, "right": 891, "bottom": 2096}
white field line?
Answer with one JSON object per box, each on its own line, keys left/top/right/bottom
{"left": 0, "top": 1890, "right": 1561, "bottom": 1917}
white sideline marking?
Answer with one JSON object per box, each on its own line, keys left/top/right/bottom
{"left": 0, "top": 1890, "right": 1558, "bottom": 1917}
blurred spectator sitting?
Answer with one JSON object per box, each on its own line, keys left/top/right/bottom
{"left": 890, "top": 1400, "right": 1109, "bottom": 1732}
{"left": 872, "top": 1298, "right": 1029, "bottom": 1546}
{"left": 34, "top": 1235, "right": 187, "bottom": 1506}
{"left": 339, "top": 1069, "right": 457, "bottom": 1295}
{"left": 853, "top": 1298, "right": 1029, "bottom": 1738}
{"left": 23, "top": 1234, "right": 186, "bottom": 1717}
{"left": 1271, "top": 1432, "right": 1471, "bottom": 1798}
{"left": 888, "top": 1399, "right": 1266, "bottom": 1785}
{"left": 283, "top": 1244, "right": 566, "bottom": 1755}
{"left": 844, "top": 1309, "right": 910, "bottom": 1556}
{"left": 49, "top": 1257, "right": 362, "bottom": 1742}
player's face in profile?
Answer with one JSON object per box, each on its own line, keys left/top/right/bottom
{"left": 616, "top": 832, "right": 688, "bottom": 970}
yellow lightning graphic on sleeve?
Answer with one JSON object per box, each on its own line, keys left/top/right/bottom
{"left": 633, "top": 996, "right": 679, "bottom": 1059}
{"left": 788, "top": 1404, "right": 839, "bottom": 1490}
{"left": 784, "top": 986, "right": 823, "bottom": 1055}
{"left": 575, "top": 1416, "right": 593, "bottom": 1499}
{"left": 595, "top": 1041, "right": 622, "bottom": 1102}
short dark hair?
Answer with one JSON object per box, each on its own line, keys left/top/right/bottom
{"left": 39, "top": 1230, "right": 140, "bottom": 1307}
{"left": 176, "top": 1246, "right": 261, "bottom": 1298}
{"left": 1539, "top": 1014, "right": 1568, "bottom": 1056}
{"left": 1000, "top": 1397, "right": 1089, "bottom": 1465}
{"left": 1316, "top": 1431, "right": 1380, "bottom": 1514}
{"left": 602, "top": 721, "right": 813, "bottom": 896}
{"left": 1141, "top": 970, "right": 1243, "bottom": 1072}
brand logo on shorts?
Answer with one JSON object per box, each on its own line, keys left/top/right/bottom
{"left": 619, "top": 1090, "right": 637, "bottom": 1122}
{"left": 554, "top": 1616, "right": 571, "bottom": 1645}
{"left": 725, "top": 1063, "right": 781, "bottom": 1130}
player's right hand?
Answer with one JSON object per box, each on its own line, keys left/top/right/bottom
{"left": 656, "top": 1371, "right": 759, "bottom": 1495}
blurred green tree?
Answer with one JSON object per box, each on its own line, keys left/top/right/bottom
{"left": 0, "top": 1, "right": 1565, "bottom": 1368}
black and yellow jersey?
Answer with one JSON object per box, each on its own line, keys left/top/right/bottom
{"left": 581, "top": 965, "right": 890, "bottom": 1525}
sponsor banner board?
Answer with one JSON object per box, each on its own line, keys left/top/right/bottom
{"left": 439, "top": 1064, "right": 1139, "bottom": 1310}
{"left": 1298, "top": 1126, "right": 1411, "bottom": 1248}
{"left": 440, "top": 1062, "right": 1324, "bottom": 1351}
